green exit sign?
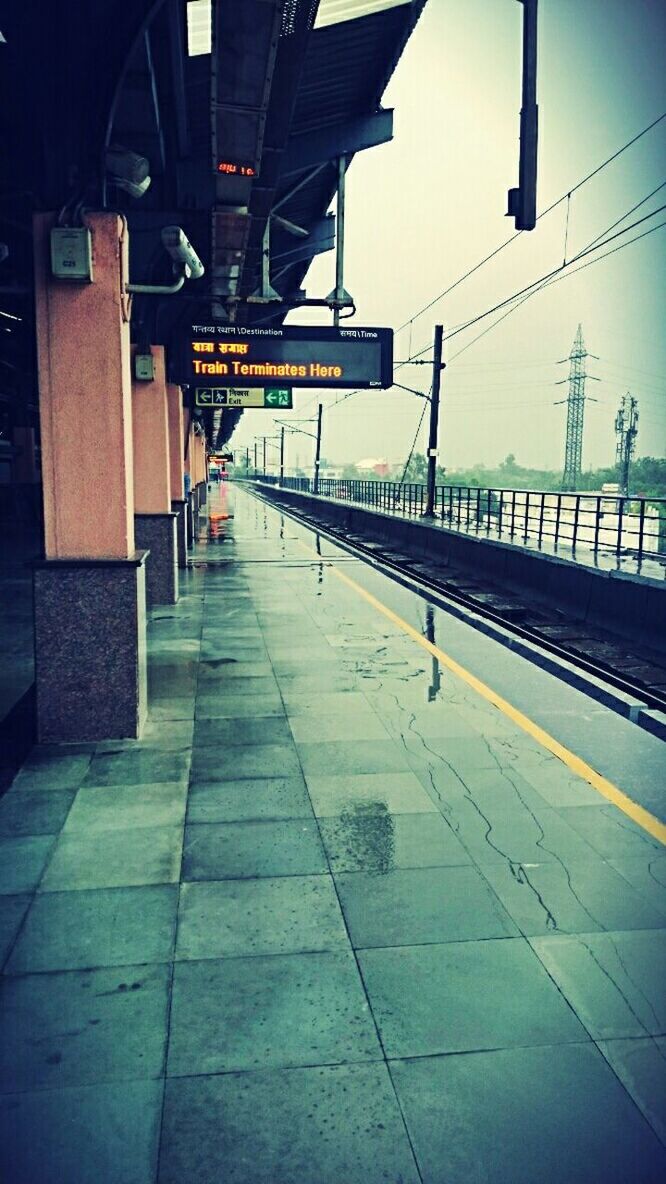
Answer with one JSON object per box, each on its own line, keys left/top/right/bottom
{"left": 265, "top": 388, "right": 292, "bottom": 408}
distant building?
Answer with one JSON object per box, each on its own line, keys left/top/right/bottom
{"left": 356, "top": 457, "right": 390, "bottom": 477}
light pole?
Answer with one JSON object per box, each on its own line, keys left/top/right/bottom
{"left": 313, "top": 404, "right": 323, "bottom": 494}
{"left": 424, "top": 324, "right": 444, "bottom": 517}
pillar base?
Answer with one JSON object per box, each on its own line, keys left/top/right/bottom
{"left": 171, "top": 499, "right": 188, "bottom": 568}
{"left": 135, "top": 513, "right": 178, "bottom": 606}
{"left": 33, "top": 552, "right": 148, "bottom": 743}
{"left": 197, "top": 481, "right": 207, "bottom": 506}
{"left": 186, "top": 492, "right": 195, "bottom": 548}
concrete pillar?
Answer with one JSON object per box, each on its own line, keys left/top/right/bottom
{"left": 132, "top": 346, "right": 178, "bottom": 607}
{"left": 167, "top": 383, "right": 188, "bottom": 569}
{"left": 197, "top": 434, "right": 208, "bottom": 506}
{"left": 32, "top": 212, "right": 147, "bottom": 741}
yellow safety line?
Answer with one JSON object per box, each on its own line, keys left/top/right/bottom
{"left": 296, "top": 536, "right": 666, "bottom": 846}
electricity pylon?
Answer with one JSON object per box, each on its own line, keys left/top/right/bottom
{"left": 555, "top": 325, "right": 599, "bottom": 491}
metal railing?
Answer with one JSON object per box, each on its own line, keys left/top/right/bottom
{"left": 236, "top": 474, "right": 666, "bottom": 565}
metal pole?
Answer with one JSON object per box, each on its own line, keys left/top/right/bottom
{"left": 246, "top": 447, "right": 250, "bottom": 475}
{"left": 262, "top": 437, "right": 266, "bottom": 477}
{"left": 313, "top": 404, "right": 323, "bottom": 494}
{"left": 253, "top": 442, "right": 257, "bottom": 475}
{"left": 333, "top": 156, "right": 346, "bottom": 327}
{"left": 424, "top": 324, "right": 444, "bottom": 517}
{"left": 280, "top": 426, "right": 285, "bottom": 486}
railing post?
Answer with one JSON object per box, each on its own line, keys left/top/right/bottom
{"left": 524, "top": 492, "right": 530, "bottom": 542}
{"left": 554, "top": 494, "right": 561, "bottom": 548}
{"left": 638, "top": 498, "right": 646, "bottom": 561}
{"left": 538, "top": 492, "right": 544, "bottom": 547}
{"left": 572, "top": 496, "right": 580, "bottom": 550}
{"left": 593, "top": 496, "right": 601, "bottom": 553}
{"left": 499, "top": 490, "right": 504, "bottom": 536}
{"left": 617, "top": 496, "right": 624, "bottom": 556}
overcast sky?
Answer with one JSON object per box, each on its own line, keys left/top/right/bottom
{"left": 233, "top": 0, "right": 666, "bottom": 477}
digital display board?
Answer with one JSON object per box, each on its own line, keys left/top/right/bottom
{"left": 178, "top": 324, "right": 393, "bottom": 390}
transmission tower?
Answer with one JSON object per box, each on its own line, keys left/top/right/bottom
{"left": 555, "top": 325, "right": 599, "bottom": 491}
{"left": 615, "top": 392, "right": 639, "bottom": 495}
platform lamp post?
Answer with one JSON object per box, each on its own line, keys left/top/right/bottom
{"left": 313, "top": 404, "right": 323, "bottom": 494}
{"left": 280, "top": 426, "right": 285, "bottom": 486}
{"left": 262, "top": 437, "right": 267, "bottom": 477}
{"left": 424, "top": 324, "right": 444, "bottom": 518}
{"left": 253, "top": 442, "right": 258, "bottom": 476}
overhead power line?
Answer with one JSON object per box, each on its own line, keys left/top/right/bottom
{"left": 395, "top": 111, "right": 666, "bottom": 335}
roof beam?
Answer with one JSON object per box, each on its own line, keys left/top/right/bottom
{"left": 168, "top": 0, "right": 190, "bottom": 158}
{"left": 281, "top": 108, "right": 393, "bottom": 176}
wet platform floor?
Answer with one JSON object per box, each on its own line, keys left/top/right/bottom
{"left": 0, "top": 483, "right": 664, "bottom": 1182}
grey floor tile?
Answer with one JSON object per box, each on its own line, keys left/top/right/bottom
{"left": 479, "top": 858, "right": 666, "bottom": 937}
{"left": 63, "top": 782, "right": 187, "bottom": 833}
{"left": 281, "top": 691, "right": 373, "bottom": 717}
{"left": 167, "top": 950, "right": 381, "bottom": 1076}
{"left": 358, "top": 939, "right": 587, "bottom": 1058}
{"left": 530, "top": 930, "right": 666, "bottom": 1038}
{"left": 182, "top": 820, "right": 327, "bottom": 880}
{"left": 124, "top": 721, "right": 194, "bottom": 751}
{"left": 83, "top": 750, "right": 190, "bottom": 788}
{"left": 10, "top": 753, "right": 92, "bottom": 792}
{"left": 191, "top": 743, "right": 302, "bottom": 783}
{"left": 306, "top": 772, "right": 437, "bottom": 818}
{"left": 336, "top": 865, "right": 517, "bottom": 949}
{"left": 6, "top": 885, "right": 178, "bottom": 974}
{"left": 609, "top": 854, "right": 666, "bottom": 917}
{"left": 391, "top": 1043, "right": 666, "bottom": 1184}
{"left": 147, "top": 698, "right": 195, "bottom": 722}
{"left": 436, "top": 796, "right": 598, "bottom": 865}
{"left": 320, "top": 810, "right": 470, "bottom": 872}
{"left": 176, "top": 875, "right": 347, "bottom": 960}
{"left": 0, "top": 1079, "right": 163, "bottom": 1184}
{"left": 0, "top": 895, "right": 30, "bottom": 966}
{"left": 401, "top": 734, "right": 508, "bottom": 775}
{"left": 296, "top": 739, "right": 409, "bottom": 778}
{"left": 597, "top": 1037, "right": 666, "bottom": 1145}
{"left": 40, "top": 826, "right": 183, "bottom": 892}
{"left": 383, "top": 706, "right": 480, "bottom": 741}
{"left": 159, "top": 1062, "right": 419, "bottom": 1184}
{"left": 560, "top": 805, "right": 664, "bottom": 860}
{"left": 0, "top": 963, "right": 170, "bottom": 1091}
{"left": 289, "top": 713, "right": 390, "bottom": 744}
{"left": 195, "top": 692, "right": 285, "bottom": 719}
{"left": 0, "top": 787, "right": 75, "bottom": 836}
{"left": 187, "top": 777, "right": 312, "bottom": 824}
{"left": 199, "top": 660, "right": 275, "bottom": 680}
{"left": 0, "top": 835, "right": 55, "bottom": 895}
{"left": 276, "top": 671, "right": 361, "bottom": 694}
{"left": 193, "top": 716, "right": 292, "bottom": 748}
{"left": 515, "top": 759, "right": 605, "bottom": 808}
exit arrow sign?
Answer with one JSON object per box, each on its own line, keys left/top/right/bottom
{"left": 265, "top": 388, "right": 293, "bottom": 408}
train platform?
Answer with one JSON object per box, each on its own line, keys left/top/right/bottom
{"left": 1, "top": 483, "right": 665, "bottom": 1183}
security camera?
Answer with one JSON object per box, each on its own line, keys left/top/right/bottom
{"left": 161, "top": 226, "right": 205, "bottom": 280}
{"left": 105, "top": 145, "right": 150, "bottom": 184}
{"left": 115, "top": 175, "right": 151, "bottom": 199}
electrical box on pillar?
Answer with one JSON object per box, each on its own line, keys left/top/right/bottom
{"left": 507, "top": 0, "right": 538, "bottom": 231}
{"left": 50, "top": 227, "right": 93, "bottom": 281}
{"left": 134, "top": 352, "right": 155, "bottom": 381}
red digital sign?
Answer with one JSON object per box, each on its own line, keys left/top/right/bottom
{"left": 217, "top": 161, "right": 256, "bottom": 177}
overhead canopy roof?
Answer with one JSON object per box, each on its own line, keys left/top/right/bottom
{"left": 0, "top": 0, "right": 427, "bottom": 445}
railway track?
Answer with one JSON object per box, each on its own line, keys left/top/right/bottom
{"left": 247, "top": 486, "right": 666, "bottom": 721}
